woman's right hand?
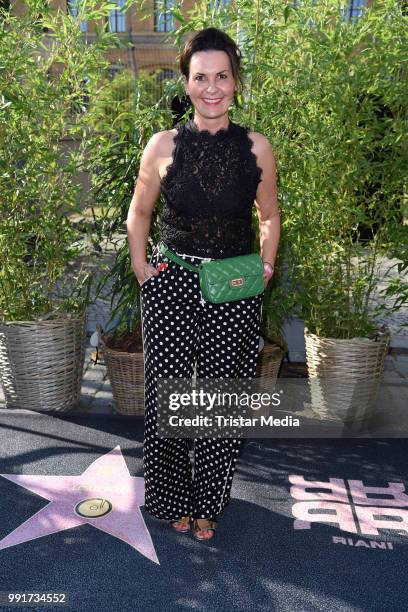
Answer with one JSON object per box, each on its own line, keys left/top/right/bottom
{"left": 133, "top": 261, "right": 160, "bottom": 287}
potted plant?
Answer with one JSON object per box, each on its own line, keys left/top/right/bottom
{"left": 244, "top": 0, "right": 407, "bottom": 421}
{"left": 0, "top": 2, "right": 120, "bottom": 411}
{"left": 82, "top": 65, "right": 172, "bottom": 415}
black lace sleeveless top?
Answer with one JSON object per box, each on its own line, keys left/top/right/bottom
{"left": 158, "top": 118, "right": 263, "bottom": 259}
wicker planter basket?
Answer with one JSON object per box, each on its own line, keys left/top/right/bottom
{"left": 99, "top": 330, "right": 284, "bottom": 417}
{"left": 0, "top": 312, "right": 87, "bottom": 412}
{"left": 304, "top": 326, "right": 390, "bottom": 422}
{"left": 256, "top": 342, "right": 284, "bottom": 383}
{"left": 98, "top": 329, "right": 145, "bottom": 416}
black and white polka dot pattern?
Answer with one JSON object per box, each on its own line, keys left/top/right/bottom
{"left": 140, "top": 243, "right": 263, "bottom": 520}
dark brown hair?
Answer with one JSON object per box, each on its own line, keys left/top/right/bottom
{"left": 179, "top": 27, "right": 244, "bottom": 96}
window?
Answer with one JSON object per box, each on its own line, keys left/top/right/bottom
{"left": 343, "top": 0, "right": 366, "bottom": 23}
{"left": 109, "top": 0, "right": 126, "bottom": 33}
{"left": 154, "top": 0, "right": 175, "bottom": 32}
{"left": 293, "top": 0, "right": 366, "bottom": 23}
{"left": 67, "top": 0, "right": 87, "bottom": 33}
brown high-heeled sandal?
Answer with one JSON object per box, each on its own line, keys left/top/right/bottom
{"left": 169, "top": 516, "right": 191, "bottom": 533}
{"left": 191, "top": 517, "right": 217, "bottom": 541}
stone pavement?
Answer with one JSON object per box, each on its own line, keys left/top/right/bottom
{"left": 78, "top": 345, "right": 116, "bottom": 415}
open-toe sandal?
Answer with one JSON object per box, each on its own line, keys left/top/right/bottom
{"left": 191, "top": 517, "right": 217, "bottom": 541}
{"left": 169, "top": 516, "right": 191, "bottom": 533}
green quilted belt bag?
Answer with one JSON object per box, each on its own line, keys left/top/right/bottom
{"left": 158, "top": 241, "right": 265, "bottom": 304}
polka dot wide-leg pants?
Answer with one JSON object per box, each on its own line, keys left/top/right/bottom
{"left": 140, "top": 243, "right": 263, "bottom": 521}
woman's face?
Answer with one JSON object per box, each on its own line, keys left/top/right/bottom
{"left": 184, "top": 50, "right": 236, "bottom": 121}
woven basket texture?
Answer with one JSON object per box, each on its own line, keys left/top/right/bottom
{"left": 304, "top": 327, "right": 390, "bottom": 421}
{"left": 99, "top": 332, "right": 145, "bottom": 416}
{"left": 99, "top": 334, "right": 284, "bottom": 416}
{"left": 0, "top": 313, "right": 87, "bottom": 411}
{"left": 256, "top": 343, "right": 284, "bottom": 384}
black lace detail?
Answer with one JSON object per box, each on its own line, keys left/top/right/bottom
{"left": 159, "top": 208, "right": 255, "bottom": 259}
{"left": 159, "top": 118, "right": 262, "bottom": 259}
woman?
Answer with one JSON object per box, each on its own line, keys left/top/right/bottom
{"left": 127, "top": 27, "right": 280, "bottom": 541}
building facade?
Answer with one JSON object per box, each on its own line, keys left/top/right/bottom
{"left": 8, "top": 0, "right": 374, "bottom": 83}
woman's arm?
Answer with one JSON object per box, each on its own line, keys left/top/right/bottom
{"left": 126, "top": 133, "right": 164, "bottom": 285}
{"left": 251, "top": 133, "right": 280, "bottom": 285}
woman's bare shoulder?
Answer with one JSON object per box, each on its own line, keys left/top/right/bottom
{"left": 147, "top": 128, "right": 178, "bottom": 157}
{"left": 139, "top": 129, "right": 179, "bottom": 185}
{"left": 248, "top": 131, "right": 275, "bottom": 166}
{"left": 246, "top": 130, "right": 274, "bottom": 156}
{"left": 246, "top": 130, "right": 276, "bottom": 177}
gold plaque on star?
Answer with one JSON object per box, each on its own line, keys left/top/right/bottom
{"left": 75, "top": 498, "right": 112, "bottom": 518}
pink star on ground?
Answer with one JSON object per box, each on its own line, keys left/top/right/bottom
{"left": 0, "top": 445, "right": 159, "bottom": 564}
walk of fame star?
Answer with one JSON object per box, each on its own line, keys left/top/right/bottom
{"left": 0, "top": 445, "right": 159, "bottom": 564}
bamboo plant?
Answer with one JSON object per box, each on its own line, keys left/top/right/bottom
{"left": 0, "top": 0, "right": 131, "bottom": 321}
{"left": 86, "top": 0, "right": 407, "bottom": 346}
{"left": 231, "top": 0, "right": 408, "bottom": 340}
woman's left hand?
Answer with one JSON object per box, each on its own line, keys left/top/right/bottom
{"left": 263, "top": 262, "right": 274, "bottom": 288}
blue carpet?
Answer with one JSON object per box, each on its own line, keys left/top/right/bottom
{"left": 0, "top": 410, "right": 407, "bottom": 612}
